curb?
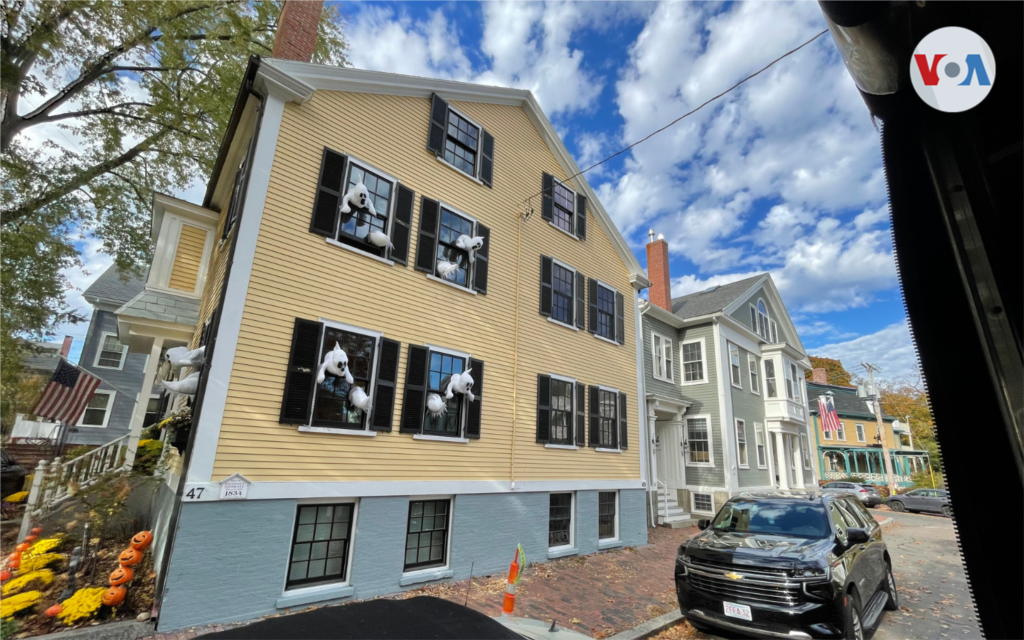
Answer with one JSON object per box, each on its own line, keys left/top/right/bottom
{"left": 606, "top": 609, "right": 684, "bottom": 640}
{"left": 29, "top": 621, "right": 155, "bottom": 640}
{"left": 877, "top": 516, "right": 895, "bottom": 528}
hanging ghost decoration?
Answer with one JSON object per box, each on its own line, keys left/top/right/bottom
{"left": 165, "top": 345, "right": 205, "bottom": 369}
{"left": 436, "top": 261, "right": 460, "bottom": 281}
{"left": 161, "top": 372, "right": 200, "bottom": 398}
{"left": 367, "top": 230, "right": 394, "bottom": 251}
{"left": 317, "top": 344, "right": 355, "bottom": 385}
{"left": 455, "top": 235, "right": 485, "bottom": 263}
{"left": 445, "top": 369, "right": 475, "bottom": 403}
{"left": 426, "top": 393, "right": 447, "bottom": 417}
{"left": 340, "top": 180, "right": 377, "bottom": 217}
{"left": 348, "top": 386, "right": 372, "bottom": 413}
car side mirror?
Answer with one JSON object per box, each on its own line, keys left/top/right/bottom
{"left": 846, "top": 528, "right": 870, "bottom": 544}
{"left": 697, "top": 519, "right": 711, "bottom": 530}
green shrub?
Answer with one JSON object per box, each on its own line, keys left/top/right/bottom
{"left": 64, "top": 444, "right": 94, "bottom": 460}
{"left": 836, "top": 476, "right": 867, "bottom": 484}
{"left": 132, "top": 440, "right": 164, "bottom": 475}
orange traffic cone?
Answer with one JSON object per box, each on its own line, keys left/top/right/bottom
{"left": 501, "top": 544, "right": 525, "bottom": 616}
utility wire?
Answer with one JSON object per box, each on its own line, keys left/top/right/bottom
{"left": 521, "top": 28, "right": 830, "bottom": 213}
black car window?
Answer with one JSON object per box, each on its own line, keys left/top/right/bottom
{"left": 839, "top": 499, "right": 870, "bottom": 528}
{"left": 823, "top": 482, "right": 836, "bottom": 489}
{"left": 711, "top": 500, "right": 831, "bottom": 539}
{"left": 827, "top": 501, "right": 849, "bottom": 539}
{"left": 847, "top": 499, "right": 875, "bottom": 527}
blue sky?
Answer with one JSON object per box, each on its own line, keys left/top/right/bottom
{"left": 60, "top": 1, "right": 918, "bottom": 380}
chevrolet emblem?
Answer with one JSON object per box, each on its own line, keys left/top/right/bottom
{"left": 724, "top": 572, "right": 743, "bottom": 581}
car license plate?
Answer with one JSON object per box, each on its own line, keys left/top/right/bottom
{"left": 723, "top": 601, "right": 752, "bottom": 621}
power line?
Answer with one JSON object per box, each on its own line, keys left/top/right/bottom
{"left": 520, "top": 28, "right": 830, "bottom": 215}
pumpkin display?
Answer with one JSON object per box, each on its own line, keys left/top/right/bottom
{"left": 101, "top": 585, "right": 127, "bottom": 607}
{"left": 16, "top": 543, "right": 30, "bottom": 552}
{"left": 8, "top": 553, "right": 21, "bottom": 570}
{"left": 108, "top": 566, "right": 134, "bottom": 586}
{"left": 46, "top": 604, "right": 63, "bottom": 617}
{"left": 31, "top": 527, "right": 43, "bottom": 535}
{"left": 117, "top": 548, "right": 143, "bottom": 566}
{"left": 24, "top": 535, "right": 37, "bottom": 543}
{"left": 0, "top": 570, "right": 10, "bottom": 581}
{"left": 129, "top": 531, "right": 154, "bottom": 551}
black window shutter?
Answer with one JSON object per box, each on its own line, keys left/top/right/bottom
{"left": 541, "top": 173, "right": 554, "bottom": 221}
{"left": 539, "top": 255, "right": 553, "bottom": 316}
{"left": 415, "top": 197, "right": 440, "bottom": 273}
{"left": 588, "top": 385, "right": 599, "bottom": 447}
{"left": 618, "top": 392, "right": 628, "bottom": 450}
{"left": 575, "top": 382, "right": 586, "bottom": 446}
{"left": 615, "top": 291, "right": 626, "bottom": 344}
{"left": 400, "top": 345, "right": 429, "bottom": 433}
{"left": 588, "top": 278, "right": 598, "bottom": 334}
{"left": 466, "top": 358, "right": 484, "bottom": 439}
{"left": 370, "top": 338, "right": 401, "bottom": 432}
{"left": 427, "top": 93, "right": 449, "bottom": 156}
{"left": 480, "top": 130, "right": 495, "bottom": 187}
{"left": 279, "top": 318, "right": 323, "bottom": 424}
{"left": 536, "top": 374, "right": 550, "bottom": 443}
{"left": 472, "top": 223, "right": 490, "bottom": 294}
{"left": 391, "top": 184, "right": 414, "bottom": 265}
{"left": 575, "top": 271, "right": 586, "bottom": 329}
{"left": 309, "top": 149, "right": 346, "bottom": 237}
{"left": 576, "top": 193, "right": 587, "bottom": 240}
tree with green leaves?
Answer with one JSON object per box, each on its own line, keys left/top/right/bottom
{"left": 1, "top": 1, "right": 349, "bottom": 419}
{"left": 879, "top": 376, "right": 943, "bottom": 473}
{"left": 805, "top": 355, "right": 853, "bottom": 387}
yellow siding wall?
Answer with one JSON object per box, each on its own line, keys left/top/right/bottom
{"left": 190, "top": 203, "right": 232, "bottom": 349}
{"left": 168, "top": 224, "right": 207, "bottom": 292}
{"left": 209, "top": 91, "right": 639, "bottom": 483}
{"left": 820, "top": 418, "right": 902, "bottom": 449}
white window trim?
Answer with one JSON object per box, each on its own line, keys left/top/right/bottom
{"left": 684, "top": 413, "right": 715, "bottom": 468}
{"left": 855, "top": 423, "right": 866, "bottom": 442}
{"left": 783, "top": 357, "right": 796, "bottom": 400}
{"left": 747, "top": 353, "right": 759, "bottom": 395}
{"left": 78, "top": 389, "right": 115, "bottom": 428}
{"left": 305, "top": 319, "right": 384, "bottom": 433}
{"left": 550, "top": 258, "right": 579, "bottom": 329}
{"left": 597, "top": 490, "right": 620, "bottom": 542}
{"left": 547, "top": 373, "right": 577, "bottom": 447}
{"left": 770, "top": 320, "right": 779, "bottom": 344}
{"left": 757, "top": 298, "right": 770, "bottom": 340}
{"left": 754, "top": 422, "right": 767, "bottom": 469}
{"left": 691, "top": 491, "right": 715, "bottom": 515}
{"left": 400, "top": 495, "right": 455, "bottom": 578}
{"left": 549, "top": 177, "right": 579, "bottom": 238}
{"left": 823, "top": 426, "right": 833, "bottom": 440}
{"left": 593, "top": 280, "right": 619, "bottom": 344}
{"left": 414, "top": 434, "right": 469, "bottom": 444}
{"left": 592, "top": 384, "right": 621, "bottom": 450}
{"left": 728, "top": 343, "right": 743, "bottom": 389}
{"left": 651, "top": 332, "right": 674, "bottom": 383}
{"left": 836, "top": 422, "right": 846, "bottom": 441}
{"left": 735, "top": 419, "right": 749, "bottom": 469}
{"left": 801, "top": 434, "right": 812, "bottom": 469}
{"left": 281, "top": 498, "right": 360, "bottom": 594}
{"left": 94, "top": 332, "right": 128, "bottom": 370}
{"left": 426, "top": 200, "right": 480, "bottom": 295}
{"left": 764, "top": 357, "right": 778, "bottom": 398}
{"left": 548, "top": 491, "right": 575, "bottom": 552}
{"left": 336, "top": 155, "right": 398, "bottom": 252}
{"left": 440, "top": 104, "right": 484, "bottom": 181}
{"left": 326, "top": 238, "right": 395, "bottom": 266}
{"left": 423, "top": 344, "right": 472, "bottom": 439}
{"left": 680, "top": 337, "right": 707, "bottom": 386}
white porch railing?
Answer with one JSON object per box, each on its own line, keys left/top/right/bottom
{"left": 18, "top": 434, "right": 131, "bottom": 539}
{"left": 823, "top": 470, "right": 911, "bottom": 483}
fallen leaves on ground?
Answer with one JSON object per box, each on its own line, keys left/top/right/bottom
{"left": 651, "top": 621, "right": 706, "bottom": 639}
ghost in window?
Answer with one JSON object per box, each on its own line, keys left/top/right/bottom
{"left": 348, "top": 385, "right": 372, "bottom": 413}
{"left": 165, "top": 345, "right": 205, "bottom": 369}
{"left": 366, "top": 229, "right": 394, "bottom": 251}
{"left": 455, "top": 234, "right": 485, "bottom": 263}
{"left": 436, "top": 260, "right": 460, "bottom": 281}
{"left": 426, "top": 393, "right": 447, "bottom": 417}
{"left": 317, "top": 343, "right": 354, "bottom": 385}
{"left": 161, "top": 372, "right": 200, "bottom": 398}
{"left": 445, "top": 368, "right": 475, "bottom": 403}
{"left": 340, "top": 180, "right": 377, "bottom": 217}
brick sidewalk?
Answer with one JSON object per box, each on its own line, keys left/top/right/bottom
{"left": 143, "top": 525, "right": 698, "bottom": 640}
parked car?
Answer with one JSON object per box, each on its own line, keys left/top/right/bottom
{"left": 820, "top": 481, "right": 882, "bottom": 507}
{"left": 886, "top": 489, "right": 951, "bottom": 517}
{"left": 1, "top": 450, "right": 28, "bottom": 499}
{"left": 676, "top": 492, "right": 897, "bottom": 639}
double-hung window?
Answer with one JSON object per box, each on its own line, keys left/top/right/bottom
{"left": 855, "top": 423, "right": 866, "bottom": 442}
{"left": 405, "top": 499, "right": 450, "bottom": 571}
{"left": 748, "top": 354, "right": 759, "bottom": 394}
{"left": 682, "top": 338, "right": 705, "bottom": 383}
{"left": 286, "top": 503, "right": 354, "bottom": 589}
{"left": 754, "top": 423, "right": 767, "bottom": 468}
{"left": 552, "top": 181, "right": 576, "bottom": 235}
{"left": 801, "top": 434, "right": 811, "bottom": 469}
{"left": 444, "top": 110, "right": 479, "bottom": 176}
{"left": 736, "top": 419, "right": 749, "bottom": 468}
{"left": 549, "top": 493, "right": 573, "bottom": 549}
{"left": 425, "top": 351, "right": 467, "bottom": 436}
{"left": 770, "top": 320, "right": 778, "bottom": 343}
{"left": 541, "top": 173, "right": 587, "bottom": 240}
{"left": 784, "top": 359, "right": 796, "bottom": 400}
{"left": 765, "top": 359, "right": 778, "bottom": 398}
{"left": 435, "top": 207, "right": 474, "bottom": 288}
{"left": 416, "top": 198, "right": 490, "bottom": 295}
{"left": 549, "top": 377, "right": 575, "bottom": 445}
{"left": 790, "top": 363, "right": 802, "bottom": 402}
{"left": 427, "top": 94, "right": 495, "bottom": 186}
{"left": 596, "top": 285, "right": 615, "bottom": 341}
{"left": 536, "top": 374, "right": 582, "bottom": 446}
{"left": 143, "top": 396, "right": 161, "bottom": 428}
{"left": 336, "top": 161, "right": 395, "bottom": 255}
{"left": 823, "top": 425, "right": 833, "bottom": 440}
{"left": 79, "top": 390, "right": 115, "bottom": 427}
{"left": 597, "top": 388, "right": 617, "bottom": 448}
{"left": 551, "top": 262, "right": 574, "bottom": 326}
{"left": 750, "top": 300, "right": 770, "bottom": 339}
{"left": 598, "top": 491, "right": 618, "bottom": 540}
{"left": 95, "top": 332, "right": 127, "bottom": 369}
{"left": 311, "top": 325, "right": 378, "bottom": 431}
{"left": 729, "top": 344, "right": 742, "bottom": 388}
{"left": 686, "top": 416, "right": 713, "bottom": 466}
{"left": 652, "top": 333, "right": 673, "bottom": 382}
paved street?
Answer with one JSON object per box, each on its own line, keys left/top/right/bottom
{"left": 655, "top": 511, "right": 981, "bottom": 640}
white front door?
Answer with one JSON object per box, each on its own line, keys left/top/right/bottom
{"left": 655, "top": 422, "right": 686, "bottom": 490}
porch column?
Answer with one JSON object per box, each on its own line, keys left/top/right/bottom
{"left": 793, "top": 438, "right": 806, "bottom": 489}
{"left": 842, "top": 452, "right": 850, "bottom": 474}
{"left": 124, "top": 337, "right": 164, "bottom": 469}
{"left": 645, "top": 400, "right": 659, "bottom": 527}
{"left": 774, "top": 431, "right": 789, "bottom": 489}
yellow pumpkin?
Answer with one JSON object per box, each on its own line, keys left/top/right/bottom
{"left": 101, "top": 585, "right": 126, "bottom": 607}
{"left": 118, "top": 548, "right": 143, "bottom": 566}
{"left": 129, "top": 531, "right": 153, "bottom": 551}
{"left": 108, "top": 566, "right": 134, "bottom": 586}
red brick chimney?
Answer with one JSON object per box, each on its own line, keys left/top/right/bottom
{"left": 271, "top": 1, "right": 324, "bottom": 63}
{"left": 60, "top": 335, "right": 73, "bottom": 358}
{"left": 646, "top": 231, "right": 672, "bottom": 311}
{"left": 811, "top": 368, "right": 828, "bottom": 385}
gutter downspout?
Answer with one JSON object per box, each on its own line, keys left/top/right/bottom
{"left": 509, "top": 203, "right": 523, "bottom": 490}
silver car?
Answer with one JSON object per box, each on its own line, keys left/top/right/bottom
{"left": 820, "top": 481, "right": 883, "bottom": 507}
{"left": 887, "top": 489, "right": 952, "bottom": 517}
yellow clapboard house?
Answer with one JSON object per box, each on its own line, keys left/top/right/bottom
{"left": 151, "top": 54, "right": 653, "bottom": 629}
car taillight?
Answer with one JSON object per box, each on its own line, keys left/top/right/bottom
{"left": 859, "top": 488, "right": 868, "bottom": 493}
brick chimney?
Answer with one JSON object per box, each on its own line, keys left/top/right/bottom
{"left": 271, "top": 1, "right": 324, "bottom": 63}
{"left": 60, "top": 335, "right": 73, "bottom": 358}
{"left": 811, "top": 368, "right": 828, "bottom": 385}
{"left": 646, "top": 230, "right": 672, "bottom": 311}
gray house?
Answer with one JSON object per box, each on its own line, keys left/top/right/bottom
{"left": 641, "top": 234, "right": 816, "bottom": 525}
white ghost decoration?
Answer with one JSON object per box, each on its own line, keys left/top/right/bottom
{"left": 161, "top": 372, "right": 200, "bottom": 398}
{"left": 445, "top": 368, "right": 475, "bottom": 403}
{"left": 455, "top": 235, "right": 485, "bottom": 263}
{"left": 426, "top": 393, "right": 447, "bottom": 417}
{"left": 367, "top": 229, "right": 394, "bottom": 251}
{"left": 165, "top": 345, "right": 205, "bottom": 369}
{"left": 348, "top": 385, "right": 372, "bottom": 413}
{"left": 436, "top": 261, "right": 460, "bottom": 281}
{"left": 317, "top": 343, "right": 354, "bottom": 385}
{"left": 340, "top": 180, "right": 378, "bottom": 217}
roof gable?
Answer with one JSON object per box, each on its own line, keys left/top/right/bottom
{"left": 83, "top": 265, "right": 147, "bottom": 305}
{"left": 807, "top": 382, "right": 896, "bottom": 421}
{"left": 670, "top": 275, "right": 763, "bottom": 319}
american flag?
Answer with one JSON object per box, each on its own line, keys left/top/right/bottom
{"left": 31, "top": 359, "right": 102, "bottom": 425}
{"left": 817, "top": 394, "right": 842, "bottom": 432}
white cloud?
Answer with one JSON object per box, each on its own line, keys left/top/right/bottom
{"left": 54, "top": 236, "right": 114, "bottom": 364}
{"left": 670, "top": 270, "right": 763, "bottom": 298}
{"left": 346, "top": 7, "right": 473, "bottom": 80}
{"left": 810, "top": 321, "right": 919, "bottom": 380}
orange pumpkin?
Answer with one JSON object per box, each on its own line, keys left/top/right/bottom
{"left": 8, "top": 553, "right": 21, "bottom": 570}
{"left": 45, "top": 604, "right": 63, "bottom": 617}
{"left": 16, "top": 543, "right": 30, "bottom": 552}
{"left": 24, "top": 535, "right": 37, "bottom": 542}
{"left": 0, "top": 570, "right": 11, "bottom": 581}
{"left": 31, "top": 527, "right": 43, "bottom": 535}
{"left": 118, "top": 547, "right": 143, "bottom": 566}
{"left": 101, "top": 585, "right": 127, "bottom": 607}
{"left": 130, "top": 530, "right": 154, "bottom": 551}
{"left": 109, "top": 565, "right": 134, "bottom": 586}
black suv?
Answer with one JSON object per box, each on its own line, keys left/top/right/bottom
{"left": 675, "top": 492, "right": 897, "bottom": 639}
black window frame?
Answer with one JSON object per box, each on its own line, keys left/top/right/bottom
{"left": 310, "top": 324, "right": 379, "bottom": 432}
{"left": 285, "top": 502, "right": 355, "bottom": 590}
{"left": 548, "top": 492, "right": 573, "bottom": 549}
{"left": 404, "top": 499, "right": 451, "bottom": 571}
{"left": 423, "top": 350, "right": 467, "bottom": 437}
{"left": 142, "top": 396, "right": 161, "bottom": 428}
{"left": 551, "top": 261, "right": 575, "bottom": 326}
{"left": 552, "top": 180, "right": 575, "bottom": 235}
{"left": 598, "top": 491, "right": 617, "bottom": 540}
{"left": 334, "top": 159, "right": 397, "bottom": 258}
{"left": 549, "top": 377, "right": 575, "bottom": 445}
{"left": 597, "top": 388, "right": 618, "bottom": 448}
{"left": 432, "top": 204, "right": 477, "bottom": 291}
{"left": 443, "top": 108, "right": 480, "bottom": 178}
{"left": 596, "top": 283, "right": 615, "bottom": 341}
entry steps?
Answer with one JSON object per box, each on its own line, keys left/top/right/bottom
{"left": 656, "top": 485, "right": 697, "bottom": 528}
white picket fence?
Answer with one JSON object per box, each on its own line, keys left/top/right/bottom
{"left": 18, "top": 434, "right": 131, "bottom": 540}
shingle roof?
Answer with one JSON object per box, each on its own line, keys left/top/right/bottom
{"left": 23, "top": 341, "right": 61, "bottom": 374}
{"left": 116, "top": 290, "right": 199, "bottom": 327}
{"left": 83, "top": 265, "right": 147, "bottom": 305}
{"left": 806, "top": 382, "right": 896, "bottom": 421}
{"left": 670, "top": 274, "right": 764, "bottom": 320}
